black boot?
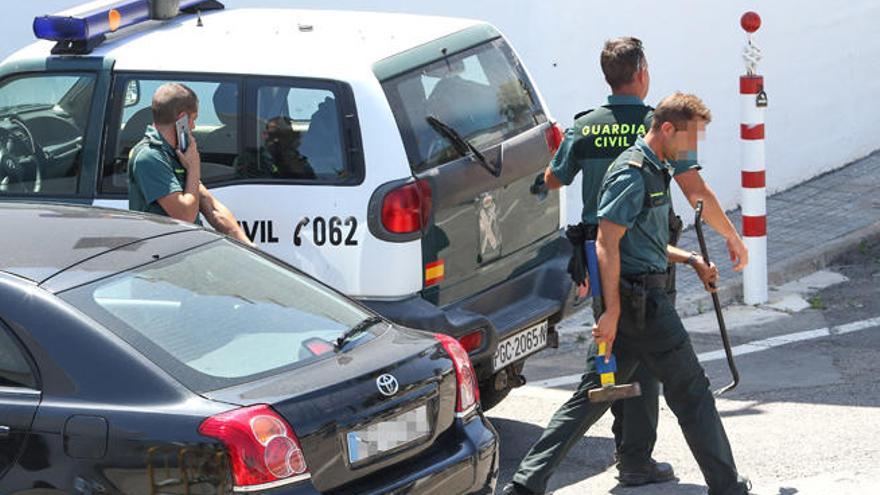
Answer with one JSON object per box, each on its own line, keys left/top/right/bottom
{"left": 500, "top": 482, "right": 540, "bottom": 495}
{"left": 616, "top": 458, "right": 675, "bottom": 486}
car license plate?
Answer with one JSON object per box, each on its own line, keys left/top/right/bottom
{"left": 493, "top": 320, "right": 548, "bottom": 372}
{"left": 347, "top": 404, "right": 430, "bottom": 464}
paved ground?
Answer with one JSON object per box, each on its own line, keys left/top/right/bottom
{"left": 673, "top": 149, "right": 880, "bottom": 316}
{"left": 487, "top": 238, "right": 880, "bottom": 494}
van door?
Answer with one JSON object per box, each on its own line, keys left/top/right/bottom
{"left": 98, "top": 73, "right": 414, "bottom": 298}
{"left": 380, "top": 35, "right": 561, "bottom": 306}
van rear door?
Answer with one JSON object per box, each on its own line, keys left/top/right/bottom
{"left": 378, "top": 28, "right": 561, "bottom": 307}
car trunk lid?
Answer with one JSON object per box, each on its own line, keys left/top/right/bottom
{"left": 202, "top": 326, "right": 459, "bottom": 492}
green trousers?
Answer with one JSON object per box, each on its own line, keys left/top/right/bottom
{"left": 512, "top": 285, "right": 748, "bottom": 494}
{"left": 610, "top": 262, "right": 679, "bottom": 465}
{"left": 611, "top": 363, "right": 659, "bottom": 465}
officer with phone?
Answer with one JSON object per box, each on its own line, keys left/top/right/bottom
{"left": 128, "top": 82, "right": 251, "bottom": 245}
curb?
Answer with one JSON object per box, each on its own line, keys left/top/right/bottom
{"left": 676, "top": 220, "right": 880, "bottom": 317}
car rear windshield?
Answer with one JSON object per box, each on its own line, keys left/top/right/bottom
{"left": 59, "top": 241, "right": 376, "bottom": 392}
{"left": 381, "top": 38, "right": 546, "bottom": 171}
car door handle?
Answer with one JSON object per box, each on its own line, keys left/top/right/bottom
{"left": 0, "top": 425, "right": 10, "bottom": 439}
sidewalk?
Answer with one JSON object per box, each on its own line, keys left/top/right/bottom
{"left": 674, "top": 149, "right": 880, "bottom": 316}
{"left": 557, "top": 149, "right": 880, "bottom": 330}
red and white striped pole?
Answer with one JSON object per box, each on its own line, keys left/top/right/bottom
{"left": 740, "top": 11, "right": 768, "bottom": 304}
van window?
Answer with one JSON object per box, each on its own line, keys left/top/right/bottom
{"left": 382, "top": 39, "right": 545, "bottom": 171}
{"left": 102, "top": 76, "right": 362, "bottom": 194}
{"left": 0, "top": 73, "right": 96, "bottom": 196}
{"left": 101, "top": 77, "right": 241, "bottom": 194}
{"left": 241, "top": 83, "right": 348, "bottom": 181}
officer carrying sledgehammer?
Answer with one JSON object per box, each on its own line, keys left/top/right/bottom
{"left": 520, "top": 36, "right": 750, "bottom": 489}
{"left": 504, "top": 93, "right": 752, "bottom": 495}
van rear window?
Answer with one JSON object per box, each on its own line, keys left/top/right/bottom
{"left": 381, "top": 39, "right": 546, "bottom": 171}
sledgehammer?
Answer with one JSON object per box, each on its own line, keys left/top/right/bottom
{"left": 588, "top": 341, "right": 641, "bottom": 403}
{"left": 583, "top": 240, "right": 641, "bottom": 403}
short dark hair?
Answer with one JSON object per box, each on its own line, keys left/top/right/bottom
{"left": 651, "top": 92, "right": 712, "bottom": 130}
{"left": 600, "top": 37, "right": 645, "bottom": 89}
{"left": 151, "top": 82, "right": 198, "bottom": 125}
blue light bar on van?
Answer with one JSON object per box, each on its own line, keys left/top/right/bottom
{"left": 33, "top": 1, "right": 222, "bottom": 44}
{"left": 34, "top": 1, "right": 149, "bottom": 42}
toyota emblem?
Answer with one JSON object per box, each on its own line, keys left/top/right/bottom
{"left": 376, "top": 374, "right": 399, "bottom": 397}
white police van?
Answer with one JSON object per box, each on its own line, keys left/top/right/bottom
{"left": 0, "top": 0, "right": 573, "bottom": 408}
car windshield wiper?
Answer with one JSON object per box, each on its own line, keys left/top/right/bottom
{"left": 335, "top": 315, "right": 384, "bottom": 350}
{"left": 426, "top": 116, "right": 500, "bottom": 177}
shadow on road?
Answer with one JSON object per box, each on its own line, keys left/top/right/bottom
{"left": 608, "top": 480, "right": 705, "bottom": 494}
{"left": 490, "top": 417, "right": 617, "bottom": 494}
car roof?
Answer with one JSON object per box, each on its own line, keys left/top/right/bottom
{"left": 9, "top": 8, "right": 483, "bottom": 81}
{"left": 0, "top": 202, "right": 200, "bottom": 284}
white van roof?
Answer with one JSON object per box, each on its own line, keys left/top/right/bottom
{"left": 8, "top": 8, "right": 484, "bottom": 81}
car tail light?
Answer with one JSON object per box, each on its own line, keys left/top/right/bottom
{"left": 381, "top": 179, "right": 432, "bottom": 234}
{"left": 545, "top": 122, "right": 564, "bottom": 154}
{"left": 435, "top": 334, "right": 480, "bottom": 415}
{"left": 199, "top": 404, "right": 309, "bottom": 489}
{"left": 457, "top": 329, "right": 484, "bottom": 353}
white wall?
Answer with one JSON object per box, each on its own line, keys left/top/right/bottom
{"left": 5, "top": 1, "right": 878, "bottom": 224}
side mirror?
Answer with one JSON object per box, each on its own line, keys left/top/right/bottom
{"left": 123, "top": 80, "right": 140, "bottom": 107}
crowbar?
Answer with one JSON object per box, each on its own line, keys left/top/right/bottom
{"left": 694, "top": 200, "right": 740, "bottom": 396}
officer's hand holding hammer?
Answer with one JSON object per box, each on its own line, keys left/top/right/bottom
{"left": 592, "top": 311, "right": 618, "bottom": 364}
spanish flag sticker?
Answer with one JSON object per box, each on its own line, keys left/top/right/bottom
{"left": 425, "top": 260, "right": 445, "bottom": 287}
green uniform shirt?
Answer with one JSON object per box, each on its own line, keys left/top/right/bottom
{"left": 597, "top": 137, "right": 674, "bottom": 276}
{"left": 128, "top": 125, "right": 202, "bottom": 225}
{"left": 549, "top": 95, "right": 699, "bottom": 225}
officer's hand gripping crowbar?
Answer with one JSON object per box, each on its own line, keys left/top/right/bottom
{"left": 694, "top": 200, "right": 741, "bottom": 396}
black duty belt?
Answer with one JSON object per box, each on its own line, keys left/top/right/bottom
{"left": 622, "top": 273, "right": 668, "bottom": 289}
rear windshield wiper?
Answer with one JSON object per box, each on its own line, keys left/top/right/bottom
{"left": 426, "top": 116, "right": 500, "bottom": 177}
{"left": 335, "top": 315, "right": 384, "bottom": 350}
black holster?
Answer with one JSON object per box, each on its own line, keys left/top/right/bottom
{"left": 666, "top": 208, "right": 684, "bottom": 300}
{"left": 617, "top": 275, "right": 661, "bottom": 336}
{"left": 668, "top": 207, "right": 684, "bottom": 247}
{"left": 564, "top": 222, "right": 597, "bottom": 287}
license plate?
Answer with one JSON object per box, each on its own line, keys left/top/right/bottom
{"left": 346, "top": 404, "right": 430, "bottom": 464}
{"left": 493, "top": 320, "right": 548, "bottom": 371}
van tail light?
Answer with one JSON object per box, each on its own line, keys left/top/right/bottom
{"left": 457, "top": 329, "right": 484, "bottom": 353}
{"left": 199, "top": 404, "right": 310, "bottom": 490}
{"left": 435, "top": 334, "right": 480, "bottom": 415}
{"left": 381, "top": 179, "right": 432, "bottom": 234}
{"left": 545, "top": 122, "right": 564, "bottom": 154}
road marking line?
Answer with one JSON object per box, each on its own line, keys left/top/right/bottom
{"left": 522, "top": 316, "right": 880, "bottom": 390}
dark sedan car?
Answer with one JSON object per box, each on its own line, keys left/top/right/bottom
{"left": 0, "top": 203, "right": 498, "bottom": 494}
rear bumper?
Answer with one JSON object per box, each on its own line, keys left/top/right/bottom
{"left": 362, "top": 234, "right": 575, "bottom": 382}
{"left": 269, "top": 413, "right": 498, "bottom": 495}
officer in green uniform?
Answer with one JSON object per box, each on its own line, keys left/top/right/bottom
{"left": 533, "top": 37, "right": 749, "bottom": 487}
{"left": 544, "top": 37, "right": 676, "bottom": 486}
{"left": 503, "top": 93, "right": 751, "bottom": 495}
{"left": 129, "top": 82, "right": 251, "bottom": 245}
